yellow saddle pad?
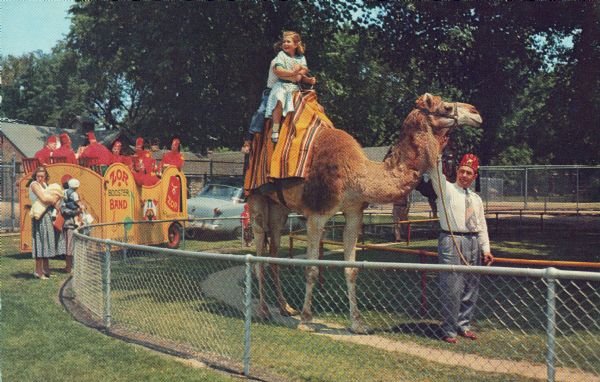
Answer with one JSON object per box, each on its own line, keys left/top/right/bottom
{"left": 244, "top": 90, "right": 334, "bottom": 193}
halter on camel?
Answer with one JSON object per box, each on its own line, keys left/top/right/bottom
{"left": 418, "top": 103, "right": 472, "bottom": 266}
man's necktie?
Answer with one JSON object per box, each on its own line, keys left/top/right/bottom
{"left": 465, "top": 189, "right": 478, "bottom": 231}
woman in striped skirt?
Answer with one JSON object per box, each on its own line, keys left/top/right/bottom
{"left": 29, "top": 166, "right": 62, "bottom": 279}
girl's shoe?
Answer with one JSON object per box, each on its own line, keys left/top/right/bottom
{"left": 34, "top": 272, "right": 49, "bottom": 280}
{"left": 241, "top": 141, "right": 251, "bottom": 154}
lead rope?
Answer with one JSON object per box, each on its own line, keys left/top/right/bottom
{"left": 435, "top": 159, "right": 471, "bottom": 266}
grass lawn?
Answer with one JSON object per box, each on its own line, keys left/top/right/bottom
{"left": 0, "top": 234, "right": 236, "bottom": 382}
{"left": 4, "top": 220, "right": 599, "bottom": 382}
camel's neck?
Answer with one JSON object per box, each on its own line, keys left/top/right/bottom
{"left": 356, "top": 127, "right": 439, "bottom": 204}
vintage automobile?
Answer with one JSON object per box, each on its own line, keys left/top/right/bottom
{"left": 186, "top": 183, "right": 246, "bottom": 238}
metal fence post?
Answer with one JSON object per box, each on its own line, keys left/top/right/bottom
{"left": 524, "top": 168, "right": 528, "bottom": 210}
{"left": 182, "top": 220, "right": 186, "bottom": 250}
{"left": 544, "top": 168, "right": 548, "bottom": 213}
{"left": 545, "top": 267, "right": 558, "bottom": 382}
{"left": 123, "top": 225, "right": 128, "bottom": 261}
{"left": 240, "top": 219, "right": 244, "bottom": 247}
{"left": 11, "top": 155, "right": 16, "bottom": 230}
{"left": 243, "top": 254, "right": 253, "bottom": 376}
{"left": 103, "top": 243, "right": 112, "bottom": 330}
{"left": 575, "top": 168, "right": 579, "bottom": 213}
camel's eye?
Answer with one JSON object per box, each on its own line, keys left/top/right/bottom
{"left": 444, "top": 105, "right": 453, "bottom": 113}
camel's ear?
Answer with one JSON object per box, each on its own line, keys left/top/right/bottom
{"left": 416, "top": 93, "right": 434, "bottom": 110}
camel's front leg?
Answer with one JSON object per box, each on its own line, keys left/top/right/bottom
{"left": 299, "top": 214, "right": 328, "bottom": 329}
{"left": 249, "top": 196, "right": 272, "bottom": 321}
{"left": 254, "top": 229, "right": 272, "bottom": 320}
{"left": 268, "top": 218, "right": 299, "bottom": 317}
{"left": 343, "top": 209, "right": 370, "bottom": 334}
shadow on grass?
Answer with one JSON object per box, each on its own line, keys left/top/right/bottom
{"left": 4, "top": 253, "right": 29, "bottom": 260}
{"left": 12, "top": 272, "right": 39, "bottom": 280}
{"left": 382, "top": 321, "right": 443, "bottom": 340}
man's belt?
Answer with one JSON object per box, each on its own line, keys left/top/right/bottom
{"left": 441, "top": 230, "right": 478, "bottom": 236}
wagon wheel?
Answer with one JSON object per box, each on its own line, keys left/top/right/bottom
{"left": 167, "top": 222, "right": 182, "bottom": 249}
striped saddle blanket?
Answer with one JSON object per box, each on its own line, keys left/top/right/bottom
{"left": 244, "top": 90, "right": 334, "bottom": 193}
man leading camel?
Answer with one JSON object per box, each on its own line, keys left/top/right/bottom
{"left": 429, "top": 148, "right": 494, "bottom": 344}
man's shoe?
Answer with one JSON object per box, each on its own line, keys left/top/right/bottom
{"left": 458, "top": 330, "right": 477, "bottom": 340}
{"left": 442, "top": 336, "right": 457, "bottom": 344}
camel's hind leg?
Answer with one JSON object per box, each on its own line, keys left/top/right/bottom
{"left": 343, "top": 208, "right": 370, "bottom": 334}
{"left": 267, "top": 203, "right": 299, "bottom": 317}
{"left": 300, "top": 214, "right": 329, "bottom": 329}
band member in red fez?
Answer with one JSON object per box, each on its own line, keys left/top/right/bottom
{"left": 458, "top": 153, "right": 479, "bottom": 174}
{"left": 109, "top": 140, "right": 132, "bottom": 167}
{"left": 160, "top": 138, "right": 185, "bottom": 171}
{"left": 79, "top": 132, "right": 113, "bottom": 166}
{"left": 131, "top": 137, "right": 159, "bottom": 186}
{"left": 54, "top": 133, "right": 77, "bottom": 164}
{"left": 428, "top": 151, "right": 493, "bottom": 344}
{"left": 34, "top": 136, "right": 58, "bottom": 165}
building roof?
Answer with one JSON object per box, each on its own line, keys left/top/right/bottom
{"left": 363, "top": 146, "right": 391, "bottom": 162}
{"left": 204, "top": 146, "right": 392, "bottom": 163}
{"left": 1, "top": 122, "right": 125, "bottom": 158}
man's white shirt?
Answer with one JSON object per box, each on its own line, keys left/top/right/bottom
{"left": 428, "top": 159, "right": 491, "bottom": 253}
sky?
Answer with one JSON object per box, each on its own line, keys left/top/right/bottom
{"left": 1, "top": 0, "right": 75, "bottom": 57}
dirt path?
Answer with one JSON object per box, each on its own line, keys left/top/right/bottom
{"left": 200, "top": 250, "right": 599, "bottom": 382}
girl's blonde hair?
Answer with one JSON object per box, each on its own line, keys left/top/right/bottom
{"left": 273, "top": 30, "right": 306, "bottom": 55}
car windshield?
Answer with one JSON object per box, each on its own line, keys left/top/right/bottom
{"left": 199, "top": 184, "right": 242, "bottom": 201}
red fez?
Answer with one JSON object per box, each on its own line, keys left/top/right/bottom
{"left": 459, "top": 153, "right": 479, "bottom": 173}
{"left": 59, "top": 133, "right": 70, "bottom": 144}
{"left": 87, "top": 132, "right": 97, "bottom": 143}
{"left": 61, "top": 174, "right": 72, "bottom": 185}
{"left": 136, "top": 137, "right": 144, "bottom": 148}
{"left": 47, "top": 136, "right": 58, "bottom": 144}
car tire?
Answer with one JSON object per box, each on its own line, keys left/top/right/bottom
{"left": 233, "top": 226, "right": 242, "bottom": 239}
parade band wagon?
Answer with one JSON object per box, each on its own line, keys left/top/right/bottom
{"left": 19, "top": 160, "right": 188, "bottom": 253}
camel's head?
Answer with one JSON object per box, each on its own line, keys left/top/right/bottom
{"left": 414, "top": 93, "right": 482, "bottom": 140}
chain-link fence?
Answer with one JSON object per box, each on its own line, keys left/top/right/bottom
{"left": 362, "top": 165, "right": 600, "bottom": 216}
{"left": 69, "top": 218, "right": 600, "bottom": 382}
{"left": 0, "top": 156, "right": 18, "bottom": 231}
{"left": 477, "top": 165, "right": 600, "bottom": 212}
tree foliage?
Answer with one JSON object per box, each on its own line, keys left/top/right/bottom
{"left": 1, "top": 1, "right": 598, "bottom": 164}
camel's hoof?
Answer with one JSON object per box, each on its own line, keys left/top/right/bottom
{"left": 256, "top": 306, "right": 272, "bottom": 321}
{"left": 280, "top": 304, "right": 300, "bottom": 317}
{"left": 349, "top": 323, "right": 373, "bottom": 335}
{"left": 297, "top": 322, "right": 317, "bottom": 332}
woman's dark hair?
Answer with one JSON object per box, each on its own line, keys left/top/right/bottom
{"left": 27, "top": 166, "right": 49, "bottom": 187}
{"left": 31, "top": 166, "right": 49, "bottom": 181}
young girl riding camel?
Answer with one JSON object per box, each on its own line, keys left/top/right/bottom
{"left": 241, "top": 31, "right": 317, "bottom": 153}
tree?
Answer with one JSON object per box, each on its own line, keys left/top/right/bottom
{"left": 369, "top": 1, "right": 600, "bottom": 164}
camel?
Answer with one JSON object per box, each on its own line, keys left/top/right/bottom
{"left": 248, "top": 93, "right": 482, "bottom": 333}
